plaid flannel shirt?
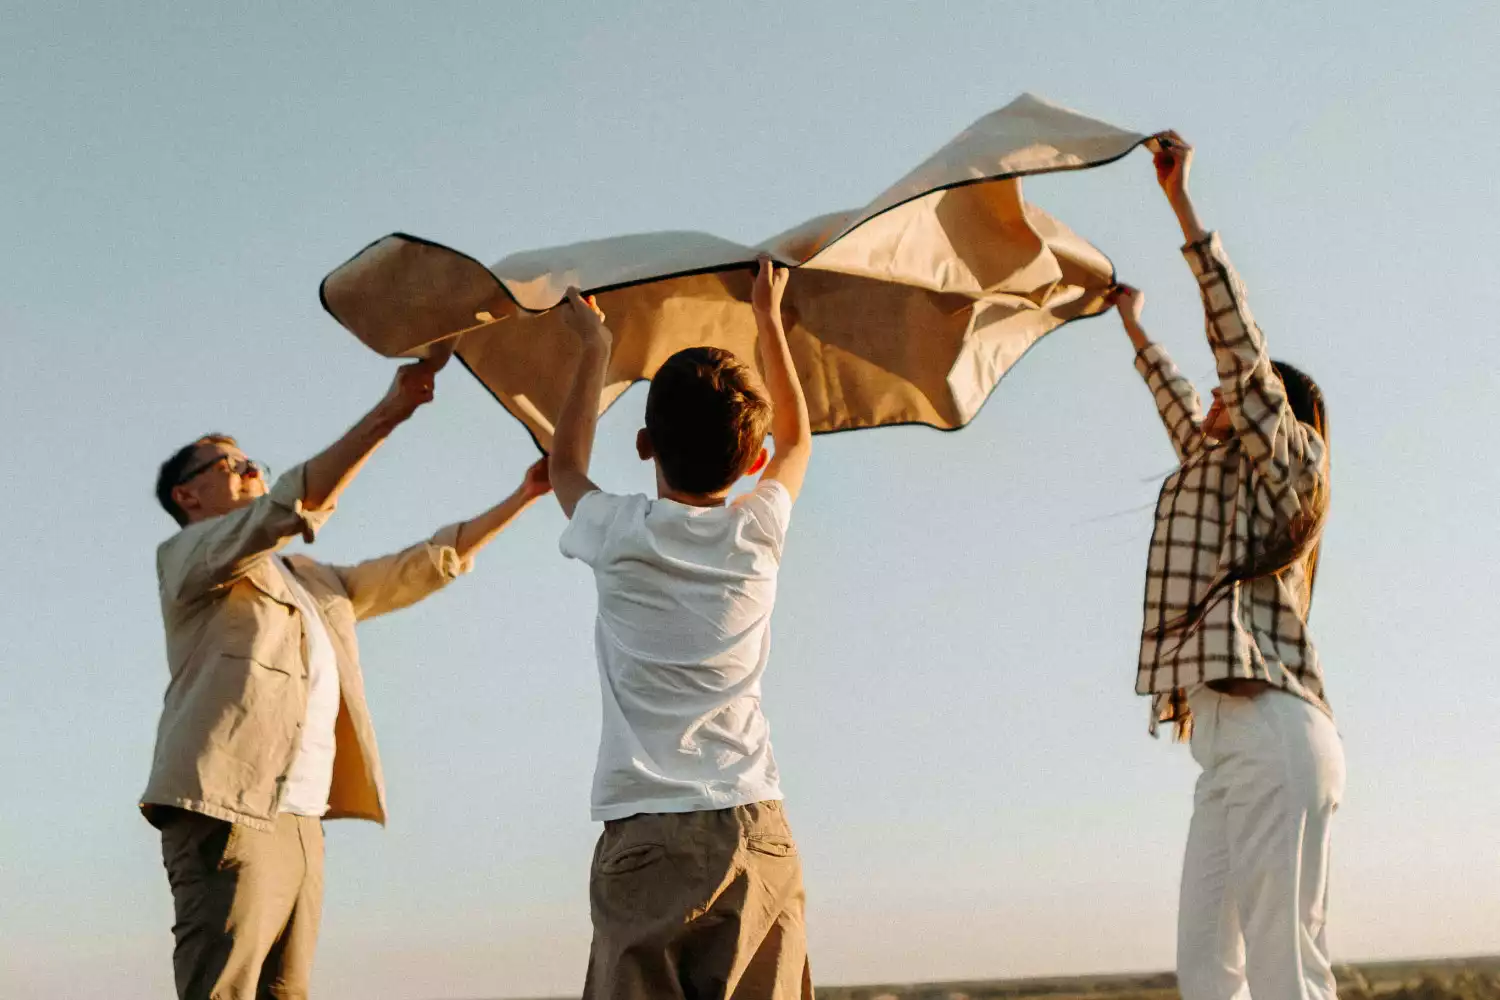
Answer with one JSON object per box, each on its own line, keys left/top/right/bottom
{"left": 1134, "top": 232, "right": 1331, "bottom": 736}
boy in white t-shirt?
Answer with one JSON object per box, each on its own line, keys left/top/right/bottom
{"left": 550, "top": 256, "right": 814, "bottom": 999}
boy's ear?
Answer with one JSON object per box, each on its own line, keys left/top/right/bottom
{"left": 746, "top": 447, "right": 769, "bottom": 477}
{"left": 636, "top": 427, "right": 654, "bottom": 461}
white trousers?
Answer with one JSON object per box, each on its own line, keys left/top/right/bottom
{"left": 1177, "top": 687, "right": 1346, "bottom": 1000}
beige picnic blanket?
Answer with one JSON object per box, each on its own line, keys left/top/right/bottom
{"left": 320, "top": 94, "right": 1146, "bottom": 449}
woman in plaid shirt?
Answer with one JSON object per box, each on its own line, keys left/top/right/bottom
{"left": 1109, "top": 132, "right": 1344, "bottom": 1000}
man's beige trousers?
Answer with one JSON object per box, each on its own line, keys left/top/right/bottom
{"left": 159, "top": 809, "right": 324, "bottom": 1000}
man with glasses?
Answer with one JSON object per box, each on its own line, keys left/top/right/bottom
{"left": 142, "top": 361, "right": 551, "bottom": 1000}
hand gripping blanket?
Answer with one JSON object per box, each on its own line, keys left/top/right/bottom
{"left": 320, "top": 94, "right": 1146, "bottom": 449}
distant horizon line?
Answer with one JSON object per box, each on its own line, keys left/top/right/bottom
{"left": 437, "top": 952, "right": 1500, "bottom": 1000}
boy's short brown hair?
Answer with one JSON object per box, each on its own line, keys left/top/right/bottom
{"left": 645, "top": 347, "right": 772, "bottom": 495}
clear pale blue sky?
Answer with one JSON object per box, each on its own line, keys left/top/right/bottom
{"left": 3, "top": 4, "right": 1497, "bottom": 998}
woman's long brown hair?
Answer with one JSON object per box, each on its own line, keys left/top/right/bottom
{"left": 1160, "top": 361, "right": 1330, "bottom": 738}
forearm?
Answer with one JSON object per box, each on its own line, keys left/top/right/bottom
{"left": 756, "top": 313, "right": 810, "bottom": 449}
{"left": 1121, "top": 317, "right": 1152, "bottom": 353}
{"left": 553, "top": 339, "right": 608, "bottom": 473}
{"left": 1169, "top": 190, "right": 1210, "bottom": 246}
{"left": 453, "top": 487, "right": 544, "bottom": 562}
{"left": 550, "top": 337, "right": 609, "bottom": 515}
{"left": 302, "top": 404, "right": 406, "bottom": 512}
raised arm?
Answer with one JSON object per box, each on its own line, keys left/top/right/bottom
{"left": 452, "top": 457, "right": 552, "bottom": 561}
{"left": 159, "top": 466, "right": 325, "bottom": 603}
{"left": 751, "top": 256, "right": 812, "bottom": 501}
{"left": 1153, "top": 132, "right": 1325, "bottom": 518}
{"left": 302, "top": 360, "right": 436, "bottom": 511}
{"left": 549, "top": 289, "right": 611, "bottom": 518}
{"left": 327, "top": 459, "right": 552, "bottom": 620}
{"left": 1110, "top": 283, "right": 1206, "bottom": 462}
{"left": 159, "top": 362, "right": 436, "bottom": 602}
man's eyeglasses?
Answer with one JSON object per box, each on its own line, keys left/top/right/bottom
{"left": 176, "top": 454, "right": 270, "bottom": 486}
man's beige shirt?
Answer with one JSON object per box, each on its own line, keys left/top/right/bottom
{"left": 140, "top": 464, "right": 471, "bottom": 831}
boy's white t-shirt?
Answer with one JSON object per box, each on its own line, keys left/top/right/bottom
{"left": 560, "top": 479, "right": 793, "bottom": 821}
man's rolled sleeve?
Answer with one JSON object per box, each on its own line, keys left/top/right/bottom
{"left": 270, "top": 463, "right": 335, "bottom": 543}
{"left": 329, "top": 521, "right": 473, "bottom": 622}
{"left": 158, "top": 462, "right": 337, "bottom": 602}
{"left": 427, "top": 522, "right": 476, "bottom": 579}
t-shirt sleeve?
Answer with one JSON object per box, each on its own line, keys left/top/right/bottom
{"left": 559, "top": 490, "right": 630, "bottom": 567}
{"left": 736, "top": 479, "right": 794, "bottom": 557}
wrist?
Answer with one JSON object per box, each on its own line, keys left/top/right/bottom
{"left": 1122, "top": 321, "right": 1149, "bottom": 347}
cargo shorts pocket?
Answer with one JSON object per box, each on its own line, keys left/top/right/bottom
{"left": 597, "top": 842, "right": 665, "bottom": 875}
{"left": 746, "top": 835, "right": 797, "bottom": 858}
